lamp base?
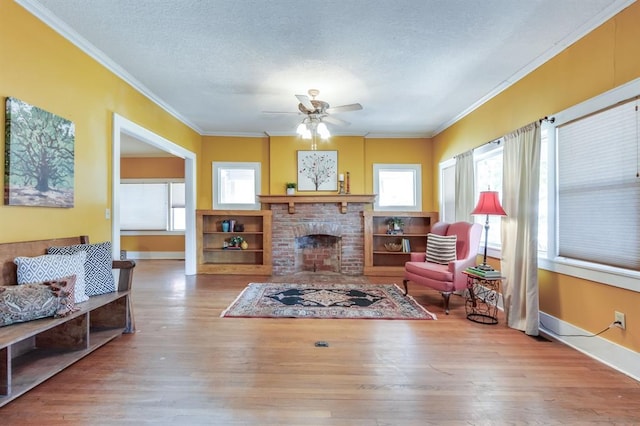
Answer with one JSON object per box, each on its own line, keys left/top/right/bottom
{"left": 475, "top": 264, "right": 494, "bottom": 271}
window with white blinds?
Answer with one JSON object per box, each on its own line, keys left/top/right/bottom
{"left": 120, "top": 181, "right": 185, "bottom": 231}
{"left": 557, "top": 98, "right": 640, "bottom": 270}
{"left": 440, "top": 160, "right": 456, "bottom": 224}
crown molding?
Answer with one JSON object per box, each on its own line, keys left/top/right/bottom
{"left": 432, "top": 0, "right": 637, "bottom": 137}
{"left": 16, "top": 0, "right": 204, "bottom": 135}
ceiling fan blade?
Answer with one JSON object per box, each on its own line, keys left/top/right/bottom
{"left": 322, "top": 115, "right": 350, "bottom": 126}
{"left": 295, "top": 94, "right": 314, "bottom": 111}
{"left": 325, "top": 103, "right": 363, "bottom": 114}
{"left": 262, "top": 111, "right": 300, "bottom": 114}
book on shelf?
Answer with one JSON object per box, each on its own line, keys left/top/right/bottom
{"left": 465, "top": 266, "right": 502, "bottom": 278}
{"left": 401, "top": 238, "right": 411, "bottom": 253}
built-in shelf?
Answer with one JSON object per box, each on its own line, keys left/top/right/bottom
{"left": 196, "top": 210, "right": 272, "bottom": 274}
{"left": 363, "top": 211, "right": 439, "bottom": 276}
{"left": 258, "top": 194, "right": 376, "bottom": 214}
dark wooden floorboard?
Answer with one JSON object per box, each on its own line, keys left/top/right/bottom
{"left": 1, "top": 259, "right": 639, "bottom": 425}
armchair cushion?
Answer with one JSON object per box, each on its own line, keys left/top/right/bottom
{"left": 425, "top": 233, "right": 457, "bottom": 264}
{"left": 405, "top": 261, "right": 453, "bottom": 283}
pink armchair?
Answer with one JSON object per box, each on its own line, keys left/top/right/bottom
{"left": 403, "top": 221, "right": 482, "bottom": 314}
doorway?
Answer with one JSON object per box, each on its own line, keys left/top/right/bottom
{"left": 112, "top": 114, "right": 197, "bottom": 275}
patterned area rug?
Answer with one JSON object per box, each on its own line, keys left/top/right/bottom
{"left": 221, "top": 283, "right": 436, "bottom": 320}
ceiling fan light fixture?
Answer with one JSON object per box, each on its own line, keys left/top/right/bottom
{"left": 317, "top": 121, "right": 331, "bottom": 139}
{"left": 296, "top": 122, "right": 307, "bottom": 136}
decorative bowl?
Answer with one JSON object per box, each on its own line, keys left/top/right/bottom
{"left": 384, "top": 242, "right": 403, "bottom": 252}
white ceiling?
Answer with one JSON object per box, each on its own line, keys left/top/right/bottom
{"left": 20, "top": 0, "right": 634, "bottom": 148}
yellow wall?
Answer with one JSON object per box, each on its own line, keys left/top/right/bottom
{"left": 433, "top": 2, "right": 640, "bottom": 351}
{"left": 269, "top": 136, "right": 367, "bottom": 195}
{"left": 365, "top": 138, "right": 435, "bottom": 211}
{"left": 201, "top": 135, "right": 433, "bottom": 209}
{"left": 0, "top": 1, "right": 200, "bottom": 244}
{"left": 120, "top": 157, "right": 185, "bottom": 252}
{"left": 200, "top": 136, "right": 269, "bottom": 209}
{"left": 121, "top": 157, "right": 185, "bottom": 179}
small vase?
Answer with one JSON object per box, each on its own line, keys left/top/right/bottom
{"left": 240, "top": 241, "right": 249, "bottom": 250}
{"left": 286, "top": 188, "right": 295, "bottom": 195}
{"left": 222, "top": 221, "right": 230, "bottom": 232}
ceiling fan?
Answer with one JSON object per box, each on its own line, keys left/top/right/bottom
{"left": 265, "top": 89, "right": 363, "bottom": 127}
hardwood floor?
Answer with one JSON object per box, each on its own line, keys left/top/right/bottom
{"left": 2, "top": 259, "right": 639, "bottom": 425}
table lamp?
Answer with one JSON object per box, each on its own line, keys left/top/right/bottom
{"left": 471, "top": 190, "right": 507, "bottom": 271}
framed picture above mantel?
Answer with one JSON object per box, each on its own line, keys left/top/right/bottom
{"left": 297, "top": 150, "right": 338, "bottom": 191}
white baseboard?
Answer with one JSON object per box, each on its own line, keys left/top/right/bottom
{"left": 124, "top": 251, "right": 185, "bottom": 260}
{"left": 539, "top": 311, "right": 640, "bottom": 382}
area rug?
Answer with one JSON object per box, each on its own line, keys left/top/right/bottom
{"left": 221, "top": 283, "right": 436, "bottom": 320}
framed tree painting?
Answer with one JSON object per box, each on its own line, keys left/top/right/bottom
{"left": 4, "top": 97, "right": 75, "bottom": 207}
{"left": 297, "top": 150, "right": 338, "bottom": 191}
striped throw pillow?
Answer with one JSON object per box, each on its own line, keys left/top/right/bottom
{"left": 426, "top": 233, "right": 457, "bottom": 264}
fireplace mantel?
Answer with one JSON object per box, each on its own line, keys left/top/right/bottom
{"left": 258, "top": 194, "right": 376, "bottom": 214}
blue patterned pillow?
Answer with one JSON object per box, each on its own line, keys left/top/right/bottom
{"left": 47, "top": 242, "right": 116, "bottom": 296}
{"left": 14, "top": 252, "right": 88, "bottom": 303}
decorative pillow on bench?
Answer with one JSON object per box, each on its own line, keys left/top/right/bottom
{"left": 14, "top": 252, "right": 88, "bottom": 303}
{"left": 425, "top": 233, "right": 457, "bottom": 265}
{"left": 0, "top": 277, "right": 78, "bottom": 327}
{"left": 47, "top": 241, "right": 116, "bottom": 296}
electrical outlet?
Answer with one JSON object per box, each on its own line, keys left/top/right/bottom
{"left": 614, "top": 311, "right": 626, "bottom": 330}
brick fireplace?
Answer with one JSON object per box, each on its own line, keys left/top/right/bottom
{"left": 259, "top": 195, "right": 375, "bottom": 276}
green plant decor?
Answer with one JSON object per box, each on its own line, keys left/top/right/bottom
{"left": 386, "top": 217, "right": 404, "bottom": 228}
{"left": 229, "top": 236, "right": 244, "bottom": 247}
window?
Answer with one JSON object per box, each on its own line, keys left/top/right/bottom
{"left": 556, "top": 99, "right": 639, "bottom": 270}
{"left": 373, "top": 164, "right": 422, "bottom": 211}
{"left": 473, "top": 143, "right": 503, "bottom": 248}
{"left": 439, "top": 158, "right": 456, "bottom": 223}
{"left": 540, "top": 79, "right": 640, "bottom": 291}
{"left": 120, "top": 180, "right": 185, "bottom": 232}
{"left": 213, "top": 162, "right": 261, "bottom": 210}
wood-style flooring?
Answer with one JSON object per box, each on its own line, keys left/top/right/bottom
{"left": 1, "top": 260, "right": 639, "bottom": 425}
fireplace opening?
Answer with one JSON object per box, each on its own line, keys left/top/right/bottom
{"left": 294, "top": 234, "right": 342, "bottom": 273}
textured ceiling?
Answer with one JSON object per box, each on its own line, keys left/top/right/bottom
{"left": 20, "top": 0, "right": 634, "bottom": 142}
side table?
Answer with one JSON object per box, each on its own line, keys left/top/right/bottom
{"left": 463, "top": 271, "right": 503, "bottom": 325}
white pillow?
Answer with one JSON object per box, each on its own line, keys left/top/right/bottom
{"left": 14, "top": 252, "right": 88, "bottom": 303}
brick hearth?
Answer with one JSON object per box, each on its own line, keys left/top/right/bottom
{"left": 269, "top": 202, "right": 369, "bottom": 275}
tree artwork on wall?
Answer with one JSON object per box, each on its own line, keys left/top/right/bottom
{"left": 297, "top": 150, "right": 338, "bottom": 191}
{"left": 4, "top": 97, "right": 75, "bottom": 207}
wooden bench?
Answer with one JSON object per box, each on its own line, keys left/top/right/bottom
{"left": 0, "top": 236, "right": 135, "bottom": 407}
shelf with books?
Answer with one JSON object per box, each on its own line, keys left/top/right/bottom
{"left": 196, "top": 210, "right": 272, "bottom": 274}
{"left": 363, "top": 211, "right": 439, "bottom": 276}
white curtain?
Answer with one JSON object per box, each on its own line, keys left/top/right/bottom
{"left": 501, "top": 121, "right": 541, "bottom": 335}
{"left": 454, "top": 150, "right": 475, "bottom": 222}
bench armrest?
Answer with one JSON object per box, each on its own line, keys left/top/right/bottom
{"left": 112, "top": 259, "right": 136, "bottom": 292}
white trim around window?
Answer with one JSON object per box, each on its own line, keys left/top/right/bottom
{"left": 373, "top": 163, "right": 422, "bottom": 212}
{"left": 212, "top": 162, "right": 261, "bottom": 210}
{"left": 540, "top": 77, "right": 640, "bottom": 293}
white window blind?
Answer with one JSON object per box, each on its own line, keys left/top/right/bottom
{"left": 441, "top": 162, "right": 456, "bottom": 223}
{"left": 120, "top": 183, "right": 168, "bottom": 230}
{"left": 557, "top": 99, "right": 640, "bottom": 270}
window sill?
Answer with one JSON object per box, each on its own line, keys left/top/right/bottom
{"left": 538, "top": 256, "right": 640, "bottom": 293}
{"left": 121, "top": 231, "right": 185, "bottom": 236}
